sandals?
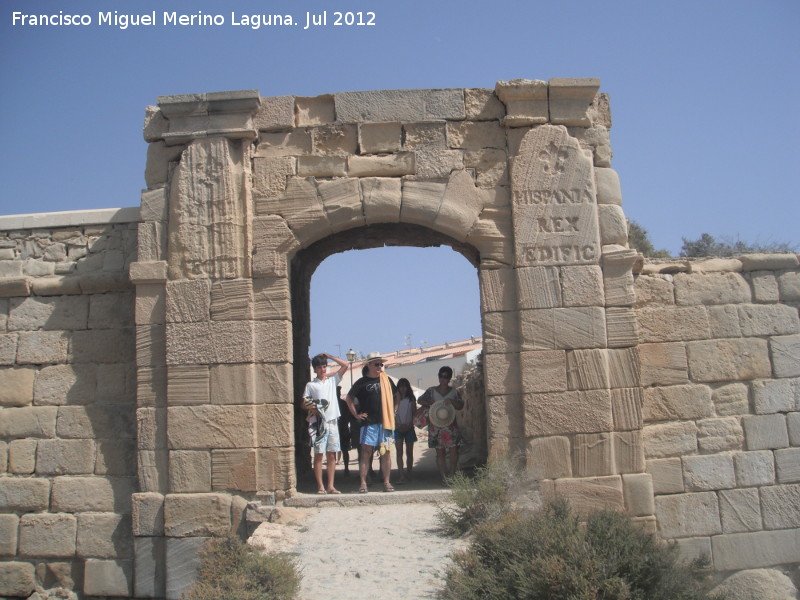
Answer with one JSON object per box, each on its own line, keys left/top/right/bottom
{"left": 327, "top": 489, "right": 341, "bottom": 495}
{"left": 359, "top": 486, "right": 368, "bottom": 494}
{"left": 383, "top": 484, "right": 395, "bottom": 493}
{"left": 317, "top": 490, "right": 327, "bottom": 495}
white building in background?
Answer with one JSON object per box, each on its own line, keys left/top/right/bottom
{"left": 340, "top": 337, "right": 482, "bottom": 396}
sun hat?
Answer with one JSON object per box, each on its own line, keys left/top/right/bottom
{"left": 364, "top": 351, "right": 386, "bottom": 363}
{"left": 429, "top": 400, "right": 455, "bottom": 428}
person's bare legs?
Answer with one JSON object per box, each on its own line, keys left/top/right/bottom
{"left": 313, "top": 453, "right": 326, "bottom": 493}
{"left": 436, "top": 448, "right": 448, "bottom": 483}
{"left": 359, "top": 445, "right": 373, "bottom": 491}
{"left": 448, "top": 447, "right": 459, "bottom": 478}
{"left": 325, "top": 451, "right": 338, "bottom": 492}
{"left": 406, "top": 442, "right": 414, "bottom": 480}
{"left": 381, "top": 450, "right": 393, "bottom": 490}
{"left": 396, "top": 438, "right": 406, "bottom": 481}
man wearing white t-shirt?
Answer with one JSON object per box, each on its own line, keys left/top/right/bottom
{"left": 303, "top": 352, "right": 349, "bottom": 494}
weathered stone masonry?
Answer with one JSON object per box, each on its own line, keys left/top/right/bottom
{"left": 1, "top": 79, "right": 798, "bottom": 598}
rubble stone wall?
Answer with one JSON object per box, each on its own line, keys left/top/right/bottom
{"left": 636, "top": 255, "right": 800, "bottom": 572}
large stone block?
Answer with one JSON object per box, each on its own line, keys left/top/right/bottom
{"left": 334, "top": 88, "right": 465, "bottom": 122}
{"left": 739, "top": 304, "right": 800, "bottom": 337}
{"left": 165, "top": 279, "right": 211, "bottom": 324}
{"left": 254, "top": 320, "right": 292, "bottom": 363}
{"left": 71, "top": 328, "right": 135, "bottom": 364}
{"left": 168, "top": 405, "right": 255, "bottom": 449}
{"left": 526, "top": 436, "right": 572, "bottom": 479}
{"left": 256, "top": 403, "right": 293, "bottom": 448}
{"left": 0, "top": 367, "right": 36, "bottom": 407}
{"left": 36, "top": 439, "right": 96, "bottom": 475}
{"left": 697, "top": 417, "right": 744, "bottom": 452}
{"left": 552, "top": 475, "right": 624, "bottom": 516}
{"left": 19, "top": 513, "right": 77, "bottom": 557}
{"left": 465, "top": 88, "right": 505, "bottom": 120}
{"left": 523, "top": 390, "right": 612, "bottom": 436}
{"left": 607, "top": 347, "right": 640, "bottom": 388}
{"left": 164, "top": 493, "right": 232, "bottom": 537}
{"left": 712, "top": 382, "right": 749, "bottom": 416}
{"left": 0, "top": 562, "right": 36, "bottom": 597}
{"left": 743, "top": 414, "right": 789, "bottom": 450}
{"left": 642, "top": 421, "right": 697, "bottom": 459}
{"left": 132, "top": 492, "right": 165, "bottom": 537}
{"left": 16, "top": 330, "right": 69, "bottom": 364}
{"left": 776, "top": 448, "right": 800, "bottom": 483}
{"left": 8, "top": 295, "right": 88, "bottom": 331}
{"left": 257, "top": 447, "right": 295, "bottom": 491}
{"left": 83, "top": 558, "right": 133, "bottom": 597}
{"left": 211, "top": 449, "right": 257, "bottom": 491}
{"left": 643, "top": 384, "right": 713, "bottom": 422}
{"left": 495, "top": 79, "right": 548, "bottom": 126}
{"left": 753, "top": 378, "right": 797, "bottom": 414}
{"left": 682, "top": 453, "right": 735, "bottom": 491}
{"left": 566, "top": 349, "right": 608, "bottom": 390}
{"left": 483, "top": 310, "right": 521, "bottom": 354}
{"left": 647, "top": 457, "right": 684, "bottom": 494}
{"left": 135, "top": 536, "right": 166, "bottom": 598}
{"left": 210, "top": 279, "right": 253, "bottom": 321}
{"left": 548, "top": 78, "right": 600, "bottom": 126}
{"left": 614, "top": 430, "right": 645, "bottom": 473}
{"left": 519, "top": 350, "right": 567, "bottom": 393}
{"left": 57, "top": 404, "right": 135, "bottom": 440}
{"left": 734, "top": 450, "right": 776, "bottom": 487}
{"left": 622, "top": 473, "right": 654, "bottom": 516}
{"left": 770, "top": 334, "right": 800, "bottom": 377}
{"left": 687, "top": 338, "right": 771, "bottom": 382}
{"left": 254, "top": 95, "right": 295, "bottom": 130}
{"left": 610, "top": 388, "right": 643, "bottom": 430}
{"left": 712, "top": 529, "right": 800, "bottom": 570}
{"left": 254, "top": 362, "right": 293, "bottom": 405}
{"left": 638, "top": 342, "right": 689, "bottom": 386}
{"left": 761, "top": 484, "right": 800, "bottom": 529}
{"left": 166, "top": 320, "right": 254, "bottom": 364}
{"left": 358, "top": 122, "right": 402, "bottom": 154}
{"left": 166, "top": 536, "right": 207, "bottom": 600}
{"left": 252, "top": 277, "right": 290, "bottom": 321}
{"left": 573, "top": 433, "right": 614, "bottom": 477}
{"left": 0, "top": 405, "right": 57, "bottom": 438}
{"left": 77, "top": 513, "right": 132, "bottom": 559}
{"left": 560, "top": 265, "right": 604, "bottom": 307}
{"left": 519, "top": 307, "right": 606, "bottom": 350}
{"left": 637, "top": 306, "right": 711, "bottom": 342}
{"left": 479, "top": 267, "right": 516, "bottom": 313}
{"left": 594, "top": 168, "right": 622, "bottom": 206}
{"left": 318, "top": 178, "right": 365, "bottom": 231}
{"left": 633, "top": 274, "right": 674, "bottom": 307}
{"left": 167, "top": 365, "right": 210, "bottom": 406}
{"left": 348, "top": 152, "right": 415, "bottom": 177}
{"left": 516, "top": 266, "right": 561, "bottom": 309}
{"left": 169, "top": 450, "right": 211, "bottom": 493}
{"left": 778, "top": 271, "right": 800, "bottom": 301}
{"left": 360, "top": 177, "right": 402, "bottom": 224}
{"left": 674, "top": 272, "right": 751, "bottom": 305}
{"left": 8, "top": 439, "right": 37, "bottom": 474}
{"left": 51, "top": 476, "right": 135, "bottom": 514}
{"left": 435, "top": 170, "right": 487, "bottom": 242}
{"left": 719, "top": 488, "right": 763, "bottom": 533}
{"left": 655, "top": 492, "right": 721, "bottom": 538}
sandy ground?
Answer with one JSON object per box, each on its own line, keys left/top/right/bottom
{"left": 250, "top": 444, "right": 469, "bottom": 600}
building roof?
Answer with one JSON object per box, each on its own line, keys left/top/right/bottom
{"left": 349, "top": 337, "right": 483, "bottom": 371}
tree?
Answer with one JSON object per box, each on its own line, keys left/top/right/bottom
{"left": 680, "top": 233, "right": 798, "bottom": 258}
{"left": 627, "top": 220, "right": 671, "bottom": 258}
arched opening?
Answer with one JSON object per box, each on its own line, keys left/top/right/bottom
{"left": 290, "top": 224, "right": 484, "bottom": 491}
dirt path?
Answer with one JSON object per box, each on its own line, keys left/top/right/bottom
{"left": 249, "top": 446, "right": 468, "bottom": 600}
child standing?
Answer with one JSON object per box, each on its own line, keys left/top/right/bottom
{"left": 394, "top": 378, "right": 417, "bottom": 483}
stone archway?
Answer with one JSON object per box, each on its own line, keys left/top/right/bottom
{"left": 127, "top": 80, "right": 647, "bottom": 597}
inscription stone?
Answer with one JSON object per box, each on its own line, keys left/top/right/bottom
{"left": 510, "top": 125, "right": 599, "bottom": 267}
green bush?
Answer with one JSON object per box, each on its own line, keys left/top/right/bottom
{"left": 436, "top": 461, "right": 724, "bottom": 600}
{"left": 436, "top": 458, "right": 522, "bottom": 536}
{"left": 181, "top": 533, "right": 301, "bottom": 600}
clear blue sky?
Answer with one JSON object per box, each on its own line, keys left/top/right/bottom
{"left": 2, "top": 0, "right": 798, "bottom": 357}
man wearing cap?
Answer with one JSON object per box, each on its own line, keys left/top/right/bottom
{"left": 303, "top": 352, "right": 349, "bottom": 494}
{"left": 345, "top": 352, "right": 397, "bottom": 493}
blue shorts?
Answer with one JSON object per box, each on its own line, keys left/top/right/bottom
{"left": 360, "top": 424, "right": 394, "bottom": 448}
{"left": 311, "top": 419, "right": 341, "bottom": 455}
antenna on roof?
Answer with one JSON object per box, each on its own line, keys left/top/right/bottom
{"left": 404, "top": 333, "right": 412, "bottom": 348}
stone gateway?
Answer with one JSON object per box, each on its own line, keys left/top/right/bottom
{"left": 1, "top": 79, "right": 799, "bottom": 598}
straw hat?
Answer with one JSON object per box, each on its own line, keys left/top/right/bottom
{"left": 429, "top": 400, "right": 455, "bottom": 427}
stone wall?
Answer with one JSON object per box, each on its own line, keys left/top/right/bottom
{"left": 0, "top": 210, "right": 139, "bottom": 597}
{"left": 636, "top": 255, "right": 800, "bottom": 573}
